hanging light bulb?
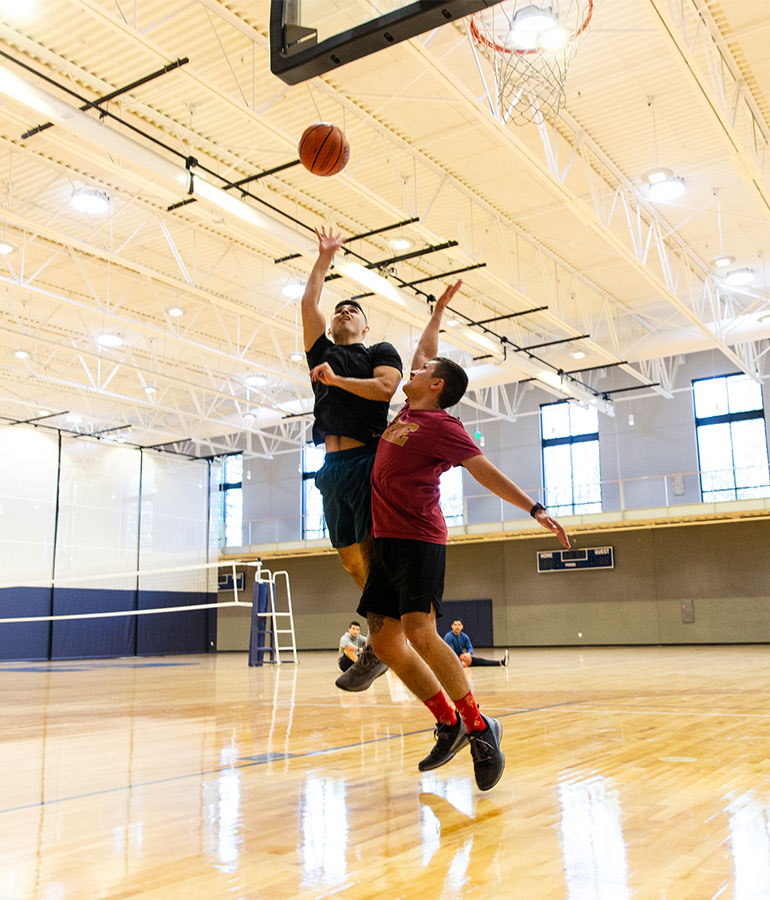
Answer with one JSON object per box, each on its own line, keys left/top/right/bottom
{"left": 723, "top": 268, "right": 754, "bottom": 287}
{"left": 510, "top": 5, "right": 559, "bottom": 51}
{"left": 71, "top": 186, "right": 111, "bottom": 215}
{"left": 643, "top": 99, "right": 685, "bottom": 202}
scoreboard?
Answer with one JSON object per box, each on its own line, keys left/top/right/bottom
{"left": 537, "top": 546, "right": 614, "bottom": 572}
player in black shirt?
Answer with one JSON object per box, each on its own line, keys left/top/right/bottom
{"left": 302, "top": 226, "right": 403, "bottom": 691}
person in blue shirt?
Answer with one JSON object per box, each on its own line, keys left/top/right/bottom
{"left": 443, "top": 619, "right": 508, "bottom": 668}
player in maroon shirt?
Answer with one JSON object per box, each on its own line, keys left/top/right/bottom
{"left": 358, "top": 281, "right": 570, "bottom": 790}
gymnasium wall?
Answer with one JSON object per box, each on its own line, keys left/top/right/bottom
{"left": 218, "top": 516, "right": 770, "bottom": 651}
{"left": 239, "top": 349, "right": 770, "bottom": 541}
{"left": 222, "top": 348, "right": 770, "bottom": 652}
{"left": 0, "top": 426, "right": 216, "bottom": 661}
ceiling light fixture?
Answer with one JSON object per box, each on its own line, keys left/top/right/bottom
{"left": 167, "top": 306, "right": 184, "bottom": 317}
{"left": 245, "top": 375, "right": 268, "bottom": 387}
{"left": 14, "top": 349, "right": 28, "bottom": 359}
{"left": 510, "top": 5, "right": 559, "bottom": 51}
{"left": 446, "top": 317, "right": 460, "bottom": 328}
{"left": 0, "top": 0, "right": 36, "bottom": 21}
{"left": 71, "top": 186, "right": 110, "bottom": 215}
{"left": 643, "top": 99, "right": 685, "bottom": 202}
{"left": 643, "top": 167, "right": 671, "bottom": 185}
{"left": 571, "top": 350, "right": 586, "bottom": 360}
{"left": 37, "top": 409, "right": 50, "bottom": 417}
{"left": 538, "top": 23, "right": 570, "bottom": 51}
{"left": 388, "top": 237, "right": 413, "bottom": 251}
{"left": 723, "top": 268, "right": 754, "bottom": 287}
{"left": 289, "top": 350, "right": 304, "bottom": 363}
{"left": 0, "top": 238, "right": 17, "bottom": 255}
{"left": 96, "top": 333, "right": 123, "bottom": 348}
{"left": 647, "top": 176, "right": 685, "bottom": 202}
{"left": 144, "top": 385, "right": 156, "bottom": 395}
{"left": 282, "top": 282, "right": 306, "bottom": 299}
{"left": 758, "top": 312, "right": 770, "bottom": 324}
{"left": 711, "top": 254, "right": 735, "bottom": 269}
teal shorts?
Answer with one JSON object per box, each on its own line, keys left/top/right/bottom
{"left": 314, "top": 444, "right": 377, "bottom": 549}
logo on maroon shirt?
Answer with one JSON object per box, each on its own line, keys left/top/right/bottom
{"left": 381, "top": 416, "right": 420, "bottom": 446}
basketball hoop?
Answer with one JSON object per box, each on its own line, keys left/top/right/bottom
{"left": 469, "top": 0, "right": 593, "bottom": 125}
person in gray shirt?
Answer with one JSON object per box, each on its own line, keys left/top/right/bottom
{"left": 338, "top": 620, "right": 367, "bottom": 672}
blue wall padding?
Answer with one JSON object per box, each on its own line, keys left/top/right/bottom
{"left": 136, "top": 591, "right": 217, "bottom": 655}
{"left": 0, "top": 587, "right": 52, "bottom": 661}
{"left": 248, "top": 582, "right": 270, "bottom": 666}
{"left": 51, "top": 588, "right": 136, "bottom": 659}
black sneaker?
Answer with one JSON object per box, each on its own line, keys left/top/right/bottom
{"left": 418, "top": 716, "right": 469, "bottom": 771}
{"left": 468, "top": 715, "right": 505, "bottom": 791}
{"left": 335, "top": 644, "right": 388, "bottom": 692}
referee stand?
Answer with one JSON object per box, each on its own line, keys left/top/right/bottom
{"left": 247, "top": 560, "right": 298, "bottom": 666}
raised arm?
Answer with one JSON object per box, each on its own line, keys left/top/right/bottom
{"left": 411, "top": 280, "right": 462, "bottom": 371}
{"left": 309, "top": 362, "right": 401, "bottom": 401}
{"left": 462, "top": 454, "right": 571, "bottom": 548}
{"left": 301, "top": 227, "right": 344, "bottom": 351}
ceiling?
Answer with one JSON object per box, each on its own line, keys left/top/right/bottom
{"left": 1, "top": 0, "right": 769, "bottom": 458}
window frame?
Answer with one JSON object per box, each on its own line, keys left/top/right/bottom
{"left": 301, "top": 444, "right": 328, "bottom": 541}
{"left": 540, "top": 400, "right": 602, "bottom": 516}
{"left": 692, "top": 372, "right": 770, "bottom": 502}
{"left": 218, "top": 452, "right": 243, "bottom": 547}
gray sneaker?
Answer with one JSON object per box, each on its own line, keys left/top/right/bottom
{"left": 418, "top": 716, "right": 469, "bottom": 771}
{"left": 469, "top": 715, "right": 505, "bottom": 791}
{"left": 335, "top": 644, "right": 388, "bottom": 692}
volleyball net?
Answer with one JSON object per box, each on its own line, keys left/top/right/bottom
{"left": 0, "top": 560, "right": 296, "bottom": 664}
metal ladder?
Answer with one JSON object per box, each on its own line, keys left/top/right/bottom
{"left": 248, "top": 560, "right": 298, "bottom": 665}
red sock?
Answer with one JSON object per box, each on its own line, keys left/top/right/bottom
{"left": 424, "top": 690, "right": 457, "bottom": 726}
{"left": 454, "top": 690, "right": 485, "bottom": 733}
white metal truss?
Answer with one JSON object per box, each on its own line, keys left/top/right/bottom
{"left": 408, "top": 32, "right": 765, "bottom": 382}
{"left": 2, "top": 0, "right": 769, "bottom": 462}
{"left": 648, "top": 0, "right": 770, "bottom": 213}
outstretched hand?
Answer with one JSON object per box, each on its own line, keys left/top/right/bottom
{"left": 534, "top": 509, "right": 571, "bottom": 549}
{"left": 315, "top": 226, "right": 344, "bottom": 257}
{"left": 433, "top": 279, "right": 462, "bottom": 315}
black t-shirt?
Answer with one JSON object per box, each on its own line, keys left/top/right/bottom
{"left": 306, "top": 334, "right": 403, "bottom": 445}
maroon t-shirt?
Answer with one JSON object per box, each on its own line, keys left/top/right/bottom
{"left": 371, "top": 402, "right": 483, "bottom": 545}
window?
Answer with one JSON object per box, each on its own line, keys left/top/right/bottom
{"left": 541, "top": 402, "right": 602, "bottom": 516}
{"left": 693, "top": 374, "right": 770, "bottom": 502}
{"left": 440, "top": 465, "right": 464, "bottom": 527}
{"left": 219, "top": 453, "right": 243, "bottom": 547}
{"left": 301, "top": 445, "right": 465, "bottom": 538}
{"left": 302, "top": 444, "right": 328, "bottom": 540}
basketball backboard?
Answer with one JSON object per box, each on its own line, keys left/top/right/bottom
{"left": 270, "top": 0, "right": 502, "bottom": 84}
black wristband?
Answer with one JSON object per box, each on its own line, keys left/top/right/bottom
{"left": 529, "top": 502, "right": 546, "bottom": 518}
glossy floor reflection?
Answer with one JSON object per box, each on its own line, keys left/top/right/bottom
{"left": 3, "top": 647, "right": 770, "bottom": 898}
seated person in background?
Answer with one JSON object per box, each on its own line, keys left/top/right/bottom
{"left": 444, "top": 619, "right": 508, "bottom": 668}
{"left": 338, "top": 620, "right": 367, "bottom": 672}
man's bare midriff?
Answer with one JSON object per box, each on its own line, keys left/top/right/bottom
{"left": 324, "top": 435, "right": 366, "bottom": 452}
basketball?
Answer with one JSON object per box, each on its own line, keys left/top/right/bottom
{"left": 298, "top": 122, "right": 350, "bottom": 176}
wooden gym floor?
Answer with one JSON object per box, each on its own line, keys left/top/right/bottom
{"left": 3, "top": 645, "right": 770, "bottom": 899}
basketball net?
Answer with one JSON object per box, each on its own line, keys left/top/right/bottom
{"left": 469, "top": 0, "right": 593, "bottom": 126}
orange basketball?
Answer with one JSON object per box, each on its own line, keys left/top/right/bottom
{"left": 298, "top": 123, "right": 350, "bottom": 177}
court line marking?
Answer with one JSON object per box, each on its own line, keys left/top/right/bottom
{"left": 0, "top": 701, "right": 591, "bottom": 816}
{"left": 3, "top": 695, "right": 768, "bottom": 816}
{"left": 0, "top": 662, "right": 200, "bottom": 673}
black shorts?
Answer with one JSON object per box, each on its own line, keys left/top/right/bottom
{"left": 314, "top": 445, "right": 376, "bottom": 549}
{"left": 357, "top": 537, "right": 446, "bottom": 620}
